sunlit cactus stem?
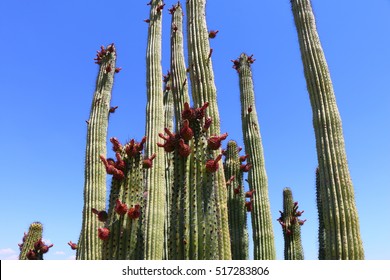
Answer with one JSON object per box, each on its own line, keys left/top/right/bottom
{"left": 235, "top": 53, "right": 276, "bottom": 259}
{"left": 278, "top": 188, "right": 305, "bottom": 260}
{"left": 77, "top": 43, "right": 117, "bottom": 260}
{"left": 290, "top": 0, "right": 364, "bottom": 259}
{"left": 143, "top": 0, "right": 166, "bottom": 260}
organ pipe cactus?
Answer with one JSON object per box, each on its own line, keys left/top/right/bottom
{"left": 277, "top": 188, "right": 305, "bottom": 260}
{"left": 290, "top": 0, "right": 364, "bottom": 259}
{"left": 76, "top": 43, "right": 117, "bottom": 260}
{"left": 224, "top": 140, "right": 249, "bottom": 260}
{"left": 143, "top": 0, "right": 166, "bottom": 260}
{"left": 235, "top": 53, "right": 276, "bottom": 259}
{"left": 19, "top": 222, "right": 43, "bottom": 260}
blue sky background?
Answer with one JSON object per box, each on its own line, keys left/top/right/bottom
{"left": 0, "top": 0, "right": 389, "bottom": 260}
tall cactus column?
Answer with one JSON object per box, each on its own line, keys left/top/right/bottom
{"left": 235, "top": 53, "right": 276, "bottom": 259}
{"left": 77, "top": 44, "right": 117, "bottom": 260}
{"left": 143, "top": 0, "right": 166, "bottom": 260}
{"left": 186, "top": 0, "right": 231, "bottom": 259}
{"left": 291, "top": 0, "right": 364, "bottom": 259}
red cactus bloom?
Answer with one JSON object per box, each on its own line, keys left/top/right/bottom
{"left": 110, "top": 137, "right": 123, "bottom": 152}
{"left": 295, "top": 210, "right": 304, "bottom": 217}
{"left": 245, "top": 201, "right": 252, "bottom": 212}
{"left": 247, "top": 54, "right": 256, "bottom": 64}
{"left": 143, "top": 154, "right": 156, "bottom": 169}
{"left": 181, "top": 102, "right": 196, "bottom": 121}
{"left": 203, "top": 117, "right": 212, "bottom": 132}
{"left": 178, "top": 139, "right": 191, "bottom": 157}
{"left": 34, "top": 239, "right": 44, "bottom": 251}
{"left": 195, "top": 102, "right": 209, "bottom": 119}
{"left": 109, "top": 106, "right": 119, "bottom": 113}
{"left": 205, "top": 154, "right": 223, "bottom": 173}
{"left": 234, "top": 186, "right": 241, "bottom": 195}
{"left": 144, "top": 19, "right": 150, "bottom": 23}
{"left": 207, "top": 132, "right": 228, "bottom": 150}
{"left": 245, "top": 190, "right": 256, "bottom": 199}
{"left": 239, "top": 154, "right": 249, "bottom": 162}
{"left": 40, "top": 244, "right": 53, "bottom": 254}
{"left": 226, "top": 175, "right": 235, "bottom": 186}
{"left": 115, "top": 199, "right": 128, "bottom": 216}
{"left": 92, "top": 208, "right": 108, "bottom": 222}
{"left": 115, "top": 67, "right": 122, "bottom": 73}
{"left": 240, "top": 163, "right": 252, "bottom": 172}
{"left": 180, "top": 119, "right": 194, "bottom": 141}
{"left": 68, "top": 241, "right": 78, "bottom": 250}
{"left": 26, "top": 249, "right": 38, "bottom": 260}
{"left": 115, "top": 152, "right": 126, "bottom": 171}
{"left": 208, "top": 30, "right": 219, "bottom": 38}
{"left": 98, "top": 228, "right": 110, "bottom": 241}
{"left": 157, "top": 3, "right": 165, "bottom": 12}
{"left": 107, "top": 44, "right": 115, "bottom": 53}
{"left": 128, "top": 204, "right": 141, "bottom": 220}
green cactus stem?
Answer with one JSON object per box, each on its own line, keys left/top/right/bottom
{"left": 224, "top": 140, "right": 249, "bottom": 260}
{"left": 76, "top": 43, "right": 117, "bottom": 260}
{"left": 235, "top": 53, "right": 276, "bottom": 259}
{"left": 143, "top": 0, "right": 166, "bottom": 260}
{"left": 19, "top": 222, "right": 43, "bottom": 260}
{"left": 290, "top": 0, "right": 364, "bottom": 259}
{"left": 277, "top": 188, "right": 305, "bottom": 260}
{"left": 186, "top": 0, "right": 231, "bottom": 259}
{"left": 316, "top": 167, "right": 325, "bottom": 260}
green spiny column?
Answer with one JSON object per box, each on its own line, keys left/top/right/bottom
{"left": 186, "top": 0, "right": 231, "bottom": 260}
{"left": 291, "top": 0, "right": 364, "bottom": 259}
{"left": 77, "top": 44, "right": 117, "bottom": 260}
{"left": 316, "top": 167, "right": 326, "bottom": 260}
{"left": 235, "top": 53, "right": 276, "bottom": 259}
{"left": 224, "top": 140, "right": 249, "bottom": 260}
{"left": 144, "top": 0, "right": 166, "bottom": 260}
{"left": 19, "top": 222, "right": 43, "bottom": 260}
{"left": 277, "top": 188, "right": 305, "bottom": 260}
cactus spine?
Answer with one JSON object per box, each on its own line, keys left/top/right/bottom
{"left": 277, "top": 188, "right": 305, "bottom": 260}
{"left": 235, "top": 53, "right": 276, "bottom": 259}
{"left": 143, "top": 0, "right": 166, "bottom": 260}
{"left": 186, "top": 0, "right": 231, "bottom": 260}
{"left": 224, "top": 140, "right": 249, "bottom": 260}
{"left": 291, "top": 0, "right": 364, "bottom": 259}
{"left": 76, "top": 44, "right": 117, "bottom": 260}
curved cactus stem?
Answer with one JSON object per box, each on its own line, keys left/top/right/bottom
{"left": 236, "top": 53, "right": 276, "bottom": 259}
{"left": 143, "top": 0, "right": 166, "bottom": 260}
{"left": 76, "top": 44, "right": 117, "bottom": 260}
{"left": 291, "top": 0, "right": 364, "bottom": 259}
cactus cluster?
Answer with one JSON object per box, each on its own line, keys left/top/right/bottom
{"left": 20, "top": 0, "right": 364, "bottom": 260}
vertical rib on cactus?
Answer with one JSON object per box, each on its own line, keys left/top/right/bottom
{"left": 143, "top": 0, "right": 166, "bottom": 260}
{"left": 19, "top": 222, "right": 43, "bottom": 260}
{"left": 224, "top": 140, "right": 249, "bottom": 260}
{"left": 77, "top": 44, "right": 117, "bottom": 260}
{"left": 278, "top": 188, "right": 305, "bottom": 260}
{"left": 291, "top": 0, "right": 364, "bottom": 259}
{"left": 316, "top": 167, "right": 326, "bottom": 260}
{"left": 236, "top": 53, "right": 276, "bottom": 259}
{"left": 186, "top": 0, "right": 231, "bottom": 259}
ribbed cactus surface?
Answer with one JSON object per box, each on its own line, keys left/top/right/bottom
{"left": 291, "top": 0, "right": 364, "bottom": 259}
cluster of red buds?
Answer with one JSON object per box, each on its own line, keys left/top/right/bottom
{"left": 231, "top": 54, "right": 255, "bottom": 72}
{"left": 168, "top": 5, "right": 176, "bottom": 14}
{"left": 239, "top": 153, "right": 252, "bottom": 173}
{"left": 277, "top": 201, "right": 306, "bottom": 236}
{"left": 181, "top": 102, "right": 209, "bottom": 122}
{"left": 156, "top": 3, "right": 165, "bottom": 13}
{"left": 94, "top": 44, "right": 115, "bottom": 65}
{"left": 125, "top": 137, "right": 147, "bottom": 158}
{"left": 26, "top": 238, "right": 53, "bottom": 260}
{"left": 100, "top": 154, "right": 125, "bottom": 180}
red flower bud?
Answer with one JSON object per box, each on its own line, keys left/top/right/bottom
{"left": 226, "top": 175, "right": 235, "bottom": 186}
{"left": 115, "top": 199, "right": 128, "bottom": 216}
{"left": 205, "top": 154, "right": 223, "bottom": 173}
{"left": 234, "top": 186, "right": 241, "bottom": 194}
{"left": 240, "top": 163, "right": 252, "bottom": 172}
{"left": 115, "top": 152, "right": 126, "bottom": 172}
{"left": 180, "top": 119, "right": 194, "bottom": 141}
{"left": 143, "top": 154, "right": 156, "bottom": 168}
{"left": 178, "top": 139, "right": 191, "bottom": 157}
{"left": 195, "top": 102, "right": 209, "bottom": 119}
{"left": 182, "top": 102, "right": 196, "bottom": 121}
{"left": 203, "top": 117, "right": 212, "bottom": 132}
{"left": 40, "top": 244, "right": 53, "bottom": 254}
{"left": 109, "top": 106, "right": 119, "bottom": 113}
{"left": 110, "top": 137, "right": 123, "bottom": 152}
{"left": 245, "top": 201, "right": 252, "bottom": 212}
{"left": 115, "top": 67, "right": 122, "bottom": 73}
{"left": 26, "top": 249, "right": 38, "bottom": 260}
{"left": 34, "top": 239, "right": 44, "bottom": 251}
{"left": 128, "top": 204, "right": 141, "bottom": 220}
{"left": 207, "top": 133, "right": 228, "bottom": 150}
{"left": 239, "top": 154, "right": 249, "bottom": 162}
{"left": 68, "top": 241, "right": 78, "bottom": 250}
{"left": 92, "top": 208, "right": 108, "bottom": 222}
{"left": 98, "top": 228, "right": 110, "bottom": 241}
{"left": 208, "top": 30, "right": 219, "bottom": 38}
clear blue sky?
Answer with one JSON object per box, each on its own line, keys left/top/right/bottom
{"left": 0, "top": 0, "right": 389, "bottom": 260}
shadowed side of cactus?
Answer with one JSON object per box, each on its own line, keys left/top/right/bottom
{"left": 224, "top": 140, "right": 249, "bottom": 260}
{"left": 76, "top": 44, "right": 117, "bottom": 260}
{"left": 277, "top": 188, "right": 305, "bottom": 260}
{"left": 316, "top": 167, "right": 325, "bottom": 260}
{"left": 235, "top": 53, "right": 275, "bottom": 259}
{"left": 143, "top": 0, "right": 166, "bottom": 260}
{"left": 290, "top": 0, "right": 364, "bottom": 259}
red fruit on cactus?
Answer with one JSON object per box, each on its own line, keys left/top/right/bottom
{"left": 208, "top": 30, "right": 219, "bottom": 38}
{"left": 115, "top": 199, "right": 128, "bottom": 216}
{"left": 34, "top": 239, "right": 44, "bottom": 251}
{"left": 239, "top": 154, "right": 249, "bottom": 162}
{"left": 68, "top": 241, "right": 78, "bottom": 250}
{"left": 178, "top": 139, "right": 191, "bottom": 157}
{"left": 115, "top": 152, "right": 126, "bottom": 171}
{"left": 226, "top": 175, "right": 235, "bottom": 186}
{"left": 40, "top": 244, "right": 53, "bottom": 254}
{"left": 98, "top": 228, "right": 110, "bottom": 241}
{"left": 245, "top": 201, "right": 252, "bottom": 212}
{"left": 180, "top": 119, "right": 194, "bottom": 141}
{"left": 207, "top": 133, "right": 228, "bottom": 150}
{"left": 92, "top": 208, "right": 108, "bottom": 222}
{"left": 128, "top": 204, "right": 141, "bottom": 219}
{"left": 26, "top": 249, "right": 38, "bottom": 260}
{"left": 234, "top": 186, "right": 241, "bottom": 194}
{"left": 195, "top": 102, "right": 209, "bottom": 119}
{"left": 143, "top": 154, "right": 156, "bottom": 168}
{"left": 245, "top": 190, "right": 256, "bottom": 199}
{"left": 110, "top": 137, "right": 122, "bottom": 152}
{"left": 109, "top": 106, "right": 119, "bottom": 113}
{"left": 182, "top": 102, "right": 196, "bottom": 121}
{"left": 240, "top": 163, "right": 252, "bottom": 172}
{"left": 205, "top": 154, "right": 223, "bottom": 173}
{"left": 203, "top": 117, "right": 212, "bottom": 132}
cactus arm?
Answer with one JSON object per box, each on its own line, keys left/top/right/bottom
{"left": 290, "top": 0, "right": 364, "bottom": 259}
{"left": 19, "top": 222, "right": 43, "bottom": 260}
{"left": 236, "top": 53, "right": 276, "bottom": 259}
{"left": 76, "top": 44, "right": 117, "bottom": 260}
{"left": 143, "top": 0, "right": 166, "bottom": 260}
